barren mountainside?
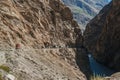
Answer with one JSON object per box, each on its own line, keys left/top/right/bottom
{"left": 0, "top": 0, "right": 88, "bottom": 80}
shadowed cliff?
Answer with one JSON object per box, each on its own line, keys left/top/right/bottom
{"left": 84, "top": 0, "right": 120, "bottom": 71}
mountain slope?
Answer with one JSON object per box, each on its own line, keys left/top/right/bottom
{"left": 0, "top": 0, "right": 87, "bottom": 80}
{"left": 62, "top": 0, "right": 110, "bottom": 31}
{"left": 84, "top": 0, "right": 120, "bottom": 71}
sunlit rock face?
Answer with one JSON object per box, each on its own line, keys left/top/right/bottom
{"left": 0, "top": 0, "right": 83, "bottom": 49}
{"left": 0, "top": 0, "right": 87, "bottom": 80}
{"left": 84, "top": 0, "right": 120, "bottom": 71}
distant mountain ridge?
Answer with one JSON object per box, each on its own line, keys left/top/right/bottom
{"left": 62, "top": 0, "right": 110, "bottom": 31}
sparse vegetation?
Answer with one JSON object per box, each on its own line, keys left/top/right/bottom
{"left": 0, "top": 65, "right": 10, "bottom": 72}
{"left": 68, "top": 5, "right": 95, "bottom": 18}
{"left": 90, "top": 75, "right": 106, "bottom": 80}
{"left": 0, "top": 73, "right": 3, "bottom": 80}
{"left": 71, "top": 6, "right": 84, "bottom": 13}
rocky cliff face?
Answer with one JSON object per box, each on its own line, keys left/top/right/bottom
{"left": 84, "top": 0, "right": 120, "bottom": 71}
{"left": 0, "top": 0, "right": 88, "bottom": 80}
{"left": 62, "top": 0, "right": 110, "bottom": 31}
{"left": 0, "top": 0, "right": 82, "bottom": 48}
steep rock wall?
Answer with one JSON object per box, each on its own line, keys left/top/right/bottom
{"left": 84, "top": 0, "right": 120, "bottom": 71}
{"left": 0, "top": 0, "right": 82, "bottom": 49}
{"left": 0, "top": 0, "right": 89, "bottom": 80}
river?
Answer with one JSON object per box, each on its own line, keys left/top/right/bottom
{"left": 88, "top": 54, "right": 116, "bottom": 76}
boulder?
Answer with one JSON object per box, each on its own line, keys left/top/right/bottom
{"left": 4, "top": 74, "right": 16, "bottom": 80}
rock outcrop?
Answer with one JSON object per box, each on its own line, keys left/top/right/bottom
{"left": 105, "top": 72, "right": 120, "bottom": 80}
{"left": 0, "top": 0, "right": 88, "bottom": 80}
{"left": 84, "top": 0, "right": 120, "bottom": 71}
{"left": 110, "top": 72, "right": 120, "bottom": 80}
